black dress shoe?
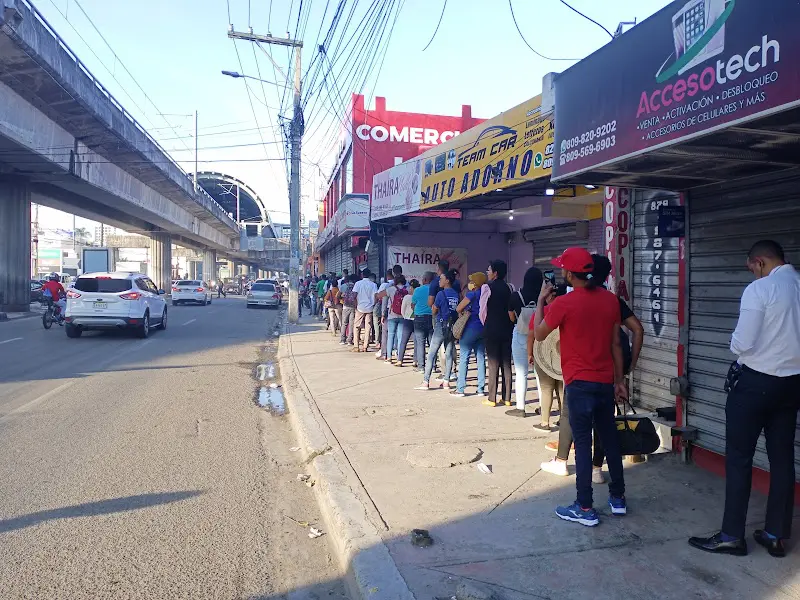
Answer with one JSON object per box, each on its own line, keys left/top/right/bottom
{"left": 754, "top": 530, "right": 786, "bottom": 557}
{"left": 688, "top": 532, "right": 748, "bottom": 556}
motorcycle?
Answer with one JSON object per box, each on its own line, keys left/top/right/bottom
{"left": 41, "top": 293, "right": 65, "bottom": 329}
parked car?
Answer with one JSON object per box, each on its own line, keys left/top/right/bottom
{"left": 64, "top": 272, "right": 167, "bottom": 338}
{"left": 222, "top": 279, "right": 240, "bottom": 294}
{"left": 255, "top": 279, "right": 282, "bottom": 300}
{"left": 247, "top": 282, "right": 281, "bottom": 308}
{"left": 30, "top": 279, "right": 44, "bottom": 303}
{"left": 170, "top": 279, "right": 211, "bottom": 305}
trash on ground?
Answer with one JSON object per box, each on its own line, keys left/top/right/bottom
{"left": 290, "top": 447, "right": 301, "bottom": 452}
{"left": 269, "top": 382, "right": 280, "bottom": 389}
{"left": 284, "top": 515, "right": 310, "bottom": 528}
{"left": 308, "top": 527, "right": 324, "bottom": 539}
{"left": 476, "top": 463, "right": 492, "bottom": 474}
{"left": 305, "top": 479, "right": 315, "bottom": 488}
{"left": 297, "top": 474, "right": 311, "bottom": 482}
{"left": 410, "top": 528, "right": 434, "bottom": 548}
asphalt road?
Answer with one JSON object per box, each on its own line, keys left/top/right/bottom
{"left": 0, "top": 297, "right": 347, "bottom": 599}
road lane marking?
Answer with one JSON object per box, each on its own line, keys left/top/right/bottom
{"left": 0, "top": 379, "right": 76, "bottom": 423}
{"left": 182, "top": 319, "right": 196, "bottom": 326}
{"left": 0, "top": 337, "right": 22, "bottom": 345}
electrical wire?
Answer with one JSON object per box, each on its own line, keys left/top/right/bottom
{"left": 559, "top": 0, "right": 614, "bottom": 39}
{"left": 232, "top": 39, "right": 275, "bottom": 162}
{"left": 509, "top": 0, "right": 580, "bottom": 61}
{"left": 421, "top": 0, "right": 446, "bottom": 51}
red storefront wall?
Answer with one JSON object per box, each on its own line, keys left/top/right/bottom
{"left": 321, "top": 94, "right": 485, "bottom": 229}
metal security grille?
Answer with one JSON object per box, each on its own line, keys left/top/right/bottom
{"left": 367, "top": 238, "right": 382, "bottom": 276}
{"left": 687, "top": 170, "right": 800, "bottom": 473}
{"left": 525, "top": 222, "right": 591, "bottom": 271}
{"left": 631, "top": 189, "right": 681, "bottom": 411}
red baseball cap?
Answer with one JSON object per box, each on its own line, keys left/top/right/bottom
{"left": 551, "top": 247, "right": 594, "bottom": 273}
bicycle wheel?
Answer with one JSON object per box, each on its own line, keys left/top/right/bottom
{"left": 42, "top": 309, "right": 53, "bottom": 329}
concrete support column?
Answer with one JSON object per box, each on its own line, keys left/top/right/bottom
{"left": 0, "top": 179, "right": 31, "bottom": 313}
{"left": 232, "top": 261, "right": 240, "bottom": 277}
{"left": 241, "top": 264, "right": 250, "bottom": 277}
{"left": 148, "top": 233, "right": 172, "bottom": 292}
{"left": 203, "top": 250, "right": 217, "bottom": 284}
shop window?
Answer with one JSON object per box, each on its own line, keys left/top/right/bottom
{"left": 345, "top": 151, "right": 353, "bottom": 194}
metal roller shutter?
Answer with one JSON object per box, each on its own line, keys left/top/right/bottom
{"left": 367, "top": 238, "right": 382, "bottom": 276}
{"left": 631, "top": 189, "right": 681, "bottom": 411}
{"left": 525, "top": 222, "right": 592, "bottom": 271}
{"left": 687, "top": 170, "right": 800, "bottom": 474}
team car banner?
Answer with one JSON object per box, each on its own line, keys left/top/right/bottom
{"left": 417, "top": 95, "right": 554, "bottom": 210}
{"left": 552, "top": 0, "right": 800, "bottom": 180}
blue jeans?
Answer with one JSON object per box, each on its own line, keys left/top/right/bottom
{"left": 457, "top": 327, "right": 485, "bottom": 394}
{"left": 566, "top": 380, "right": 625, "bottom": 508}
{"left": 414, "top": 315, "right": 433, "bottom": 368}
{"left": 423, "top": 321, "right": 454, "bottom": 384}
{"left": 386, "top": 318, "right": 403, "bottom": 359}
{"left": 398, "top": 319, "right": 414, "bottom": 363}
{"left": 511, "top": 329, "right": 531, "bottom": 410}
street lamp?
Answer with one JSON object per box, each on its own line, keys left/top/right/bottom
{"left": 221, "top": 70, "right": 285, "bottom": 88}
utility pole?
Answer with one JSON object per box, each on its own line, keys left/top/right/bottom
{"left": 228, "top": 28, "right": 303, "bottom": 323}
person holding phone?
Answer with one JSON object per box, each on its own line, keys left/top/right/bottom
{"left": 533, "top": 247, "right": 628, "bottom": 528}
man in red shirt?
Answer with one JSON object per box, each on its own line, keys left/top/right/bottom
{"left": 42, "top": 273, "right": 66, "bottom": 321}
{"left": 533, "top": 247, "right": 627, "bottom": 527}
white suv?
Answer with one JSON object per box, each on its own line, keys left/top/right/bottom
{"left": 65, "top": 272, "right": 167, "bottom": 338}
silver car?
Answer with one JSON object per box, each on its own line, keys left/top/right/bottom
{"left": 171, "top": 280, "right": 211, "bottom": 306}
{"left": 247, "top": 282, "right": 281, "bottom": 308}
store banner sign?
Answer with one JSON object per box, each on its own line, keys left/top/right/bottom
{"left": 603, "top": 187, "right": 632, "bottom": 302}
{"left": 387, "top": 246, "right": 467, "bottom": 283}
{"left": 337, "top": 195, "right": 370, "bottom": 233}
{"left": 419, "top": 95, "right": 553, "bottom": 210}
{"left": 552, "top": 0, "right": 800, "bottom": 180}
{"left": 371, "top": 159, "right": 422, "bottom": 221}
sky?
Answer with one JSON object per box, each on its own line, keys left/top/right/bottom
{"left": 34, "top": 0, "right": 669, "bottom": 234}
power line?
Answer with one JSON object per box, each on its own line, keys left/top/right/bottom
{"left": 509, "top": 0, "right": 580, "bottom": 61}
{"left": 71, "top": 0, "right": 194, "bottom": 154}
{"left": 559, "top": 0, "right": 614, "bottom": 39}
{"left": 232, "top": 38, "right": 275, "bottom": 162}
{"left": 422, "top": 0, "right": 446, "bottom": 51}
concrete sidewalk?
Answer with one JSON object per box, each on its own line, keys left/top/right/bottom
{"left": 279, "top": 319, "right": 800, "bottom": 600}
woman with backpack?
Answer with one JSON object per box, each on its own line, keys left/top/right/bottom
{"left": 507, "top": 267, "right": 544, "bottom": 418}
{"left": 451, "top": 272, "right": 488, "bottom": 397}
{"left": 384, "top": 274, "right": 409, "bottom": 364}
{"left": 395, "top": 279, "right": 419, "bottom": 367}
{"left": 415, "top": 270, "right": 459, "bottom": 391}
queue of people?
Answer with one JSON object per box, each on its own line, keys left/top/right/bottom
{"left": 299, "top": 239, "right": 800, "bottom": 551}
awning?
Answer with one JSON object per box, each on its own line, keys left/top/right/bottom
{"left": 550, "top": 0, "right": 800, "bottom": 190}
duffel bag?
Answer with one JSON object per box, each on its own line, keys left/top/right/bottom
{"left": 615, "top": 398, "right": 661, "bottom": 455}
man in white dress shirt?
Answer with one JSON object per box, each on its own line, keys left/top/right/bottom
{"left": 690, "top": 240, "right": 800, "bottom": 558}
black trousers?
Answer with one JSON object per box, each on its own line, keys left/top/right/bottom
{"left": 485, "top": 336, "right": 512, "bottom": 403}
{"left": 722, "top": 367, "right": 800, "bottom": 539}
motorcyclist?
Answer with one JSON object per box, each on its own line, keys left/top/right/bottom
{"left": 42, "top": 272, "right": 66, "bottom": 322}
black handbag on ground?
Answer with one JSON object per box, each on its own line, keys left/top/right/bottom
{"left": 615, "top": 397, "right": 661, "bottom": 455}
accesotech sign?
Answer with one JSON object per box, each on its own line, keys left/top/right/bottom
{"left": 551, "top": 0, "right": 800, "bottom": 181}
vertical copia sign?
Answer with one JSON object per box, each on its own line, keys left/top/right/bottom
{"left": 604, "top": 187, "right": 632, "bottom": 302}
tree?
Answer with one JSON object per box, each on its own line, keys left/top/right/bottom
{"left": 74, "top": 227, "right": 91, "bottom": 244}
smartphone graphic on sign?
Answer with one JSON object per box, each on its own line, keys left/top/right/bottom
{"left": 543, "top": 270, "right": 556, "bottom": 285}
{"left": 671, "top": 0, "right": 725, "bottom": 75}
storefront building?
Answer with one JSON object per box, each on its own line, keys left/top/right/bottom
{"left": 370, "top": 93, "right": 605, "bottom": 294}
{"left": 552, "top": 0, "right": 800, "bottom": 487}
{"left": 314, "top": 94, "right": 485, "bottom": 274}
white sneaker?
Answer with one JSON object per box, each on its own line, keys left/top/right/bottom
{"left": 592, "top": 467, "right": 607, "bottom": 484}
{"left": 540, "top": 458, "right": 568, "bottom": 477}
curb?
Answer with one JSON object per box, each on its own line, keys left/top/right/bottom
{"left": 278, "top": 325, "right": 415, "bottom": 600}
